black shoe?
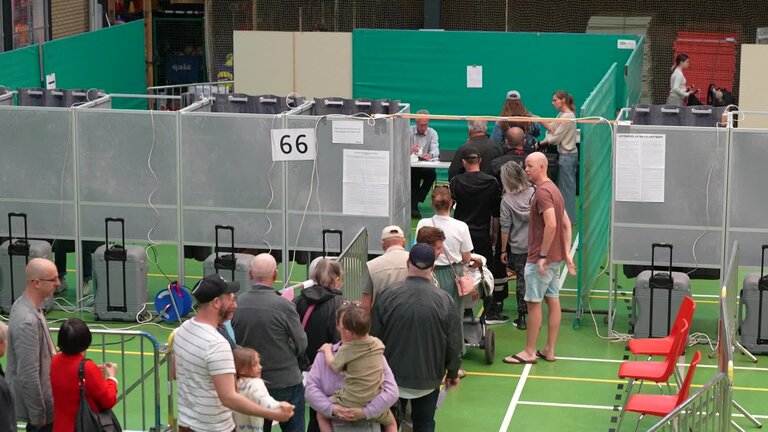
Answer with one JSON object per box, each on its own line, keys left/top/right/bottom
{"left": 513, "top": 315, "right": 527, "bottom": 330}
{"left": 411, "top": 208, "right": 422, "bottom": 219}
{"left": 486, "top": 313, "right": 509, "bottom": 325}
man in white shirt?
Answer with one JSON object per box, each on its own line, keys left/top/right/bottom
{"left": 411, "top": 109, "right": 440, "bottom": 218}
{"left": 173, "top": 274, "right": 294, "bottom": 432}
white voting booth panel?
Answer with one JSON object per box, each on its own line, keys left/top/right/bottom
{"left": 0, "top": 94, "right": 411, "bottom": 294}
{"left": 612, "top": 125, "right": 727, "bottom": 268}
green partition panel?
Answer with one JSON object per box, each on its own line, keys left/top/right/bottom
{"left": 353, "top": 29, "right": 638, "bottom": 149}
{"left": 42, "top": 20, "right": 146, "bottom": 109}
{"left": 577, "top": 63, "right": 617, "bottom": 324}
{"left": 623, "top": 36, "right": 645, "bottom": 107}
{"left": 0, "top": 44, "right": 42, "bottom": 89}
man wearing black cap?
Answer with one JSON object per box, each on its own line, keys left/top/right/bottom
{"left": 372, "top": 243, "right": 462, "bottom": 432}
{"left": 450, "top": 146, "right": 502, "bottom": 263}
{"left": 173, "top": 274, "right": 294, "bottom": 432}
{"left": 232, "top": 253, "right": 307, "bottom": 432}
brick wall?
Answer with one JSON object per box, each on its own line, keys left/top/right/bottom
{"left": 51, "top": 0, "right": 89, "bottom": 40}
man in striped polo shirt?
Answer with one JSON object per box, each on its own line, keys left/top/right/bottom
{"left": 173, "top": 274, "right": 294, "bottom": 432}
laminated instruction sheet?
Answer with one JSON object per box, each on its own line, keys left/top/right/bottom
{"left": 342, "top": 149, "right": 390, "bottom": 216}
{"left": 616, "top": 133, "right": 666, "bottom": 202}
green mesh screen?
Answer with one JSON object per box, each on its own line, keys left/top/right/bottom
{"left": 0, "top": 44, "right": 41, "bottom": 89}
{"left": 577, "top": 63, "right": 618, "bottom": 319}
{"left": 623, "top": 36, "right": 645, "bottom": 107}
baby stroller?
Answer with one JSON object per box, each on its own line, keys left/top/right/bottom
{"left": 463, "top": 253, "right": 496, "bottom": 364}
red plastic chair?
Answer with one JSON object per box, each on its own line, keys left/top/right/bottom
{"left": 628, "top": 296, "right": 696, "bottom": 357}
{"left": 616, "top": 320, "right": 689, "bottom": 430}
{"left": 619, "top": 351, "right": 702, "bottom": 431}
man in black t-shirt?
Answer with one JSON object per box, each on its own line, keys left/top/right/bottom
{"left": 449, "top": 146, "right": 502, "bottom": 271}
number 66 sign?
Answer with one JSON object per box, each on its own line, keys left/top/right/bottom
{"left": 270, "top": 128, "right": 317, "bottom": 161}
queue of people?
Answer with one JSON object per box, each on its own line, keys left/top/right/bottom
{"left": 0, "top": 90, "right": 584, "bottom": 432}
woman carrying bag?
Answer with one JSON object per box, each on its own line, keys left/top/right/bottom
{"left": 50, "top": 318, "right": 119, "bottom": 432}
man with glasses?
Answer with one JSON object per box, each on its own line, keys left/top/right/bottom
{"left": 6, "top": 258, "right": 59, "bottom": 432}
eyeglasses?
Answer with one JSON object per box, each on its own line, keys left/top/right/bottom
{"left": 341, "top": 300, "right": 362, "bottom": 307}
{"left": 35, "top": 276, "right": 60, "bottom": 283}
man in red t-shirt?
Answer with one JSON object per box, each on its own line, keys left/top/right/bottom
{"left": 503, "top": 152, "right": 576, "bottom": 365}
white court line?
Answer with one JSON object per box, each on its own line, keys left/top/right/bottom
{"left": 514, "top": 400, "right": 768, "bottom": 419}
{"left": 498, "top": 362, "right": 532, "bottom": 432}
{"left": 556, "top": 355, "right": 768, "bottom": 372}
{"left": 560, "top": 287, "right": 720, "bottom": 298}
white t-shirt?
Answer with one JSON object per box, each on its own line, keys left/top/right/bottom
{"left": 416, "top": 215, "right": 474, "bottom": 265}
{"left": 174, "top": 318, "right": 237, "bottom": 432}
{"left": 233, "top": 377, "right": 280, "bottom": 431}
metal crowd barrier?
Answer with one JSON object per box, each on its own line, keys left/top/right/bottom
{"left": 646, "top": 373, "right": 729, "bottom": 431}
{"left": 50, "top": 327, "right": 170, "bottom": 432}
{"left": 146, "top": 80, "right": 233, "bottom": 110}
{"left": 337, "top": 227, "right": 369, "bottom": 301}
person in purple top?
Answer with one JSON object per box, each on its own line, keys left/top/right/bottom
{"left": 305, "top": 314, "right": 399, "bottom": 432}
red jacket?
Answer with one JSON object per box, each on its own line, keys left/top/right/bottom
{"left": 50, "top": 354, "right": 117, "bottom": 432}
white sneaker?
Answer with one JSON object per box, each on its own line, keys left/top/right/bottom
{"left": 82, "top": 279, "right": 91, "bottom": 297}
{"left": 55, "top": 275, "right": 68, "bottom": 294}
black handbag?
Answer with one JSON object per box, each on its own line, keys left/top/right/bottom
{"left": 75, "top": 359, "right": 122, "bottom": 432}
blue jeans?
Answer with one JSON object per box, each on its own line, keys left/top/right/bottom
{"left": 557, "top": 152, "right": 578, "bottom": 222}
{"left": 399, "top": 388, "right": 440, "bottom": 432}
{"left": 263, "top": 383, "right": 305, "bottom": 432}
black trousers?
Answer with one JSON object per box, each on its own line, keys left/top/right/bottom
{"left": 411, "top": 167, "right": 436, "bottom": 209}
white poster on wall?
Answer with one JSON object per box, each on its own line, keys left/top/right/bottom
{"left": 616, "top": 133, "right": 666, "bottom": 202}
{"left": 342, "top": 149, "right": 390, "bottom": 216}
{"left": 467, "top": 65, "right": 483, "bottom": 88}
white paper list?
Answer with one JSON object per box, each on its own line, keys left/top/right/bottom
{"left": 342, "top": 149, "right": 390, "bottom": 216}
{"left": 615, "top": 133, "right": 666, "bottom": 202}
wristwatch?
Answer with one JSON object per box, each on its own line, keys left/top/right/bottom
{"left": 539, "top": 254, "right": 548, "bottom": 259}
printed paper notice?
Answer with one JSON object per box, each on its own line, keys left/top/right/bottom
{"left": 616, "top": 134, "right": 666, "bottom": 202}
{"left": 343, "top": 150, "right": 390, "bottom": 216}
{"left": 467, "top": 65, "right": 483, "bottom": 88}
{"left": 332, "top": 120, "right": 364, "bottom": 144}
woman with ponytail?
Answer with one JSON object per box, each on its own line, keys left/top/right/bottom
{"left": 667, "top": 53, "right": 696, "bottom": 106}
{"left": 539, "top": 90, "right": 577, "bottom": 222}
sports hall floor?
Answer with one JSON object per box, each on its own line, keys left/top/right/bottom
{"left": 7, "top": 206, "right": 768, "bottom": 431}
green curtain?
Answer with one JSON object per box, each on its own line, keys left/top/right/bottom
{"left": 577, "top": 63, "right": 617, "bottom": 321}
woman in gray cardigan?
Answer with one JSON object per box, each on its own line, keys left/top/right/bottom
{"left": 499, "top": 162, "right": 535, "bottom": 330}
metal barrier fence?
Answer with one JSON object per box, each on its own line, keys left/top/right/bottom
{"left": 50, "top": 327, "right": 169, "bottom": 432}
{"left": 337, "top": 227, "right": 369, "bottom": 301}
{"left": 146, "top": 80, "right": 233, "bottom": 110}
{"left": 646, "top": 373, "right": 729, "bottom": 432}
{"left": 648, "top": 242, "right": 738, "bottom": 431}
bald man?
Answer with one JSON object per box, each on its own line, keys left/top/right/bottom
{"left": 231, "top": 254, "right": 307, "bottom": 432}
{"left": 503, "top": 153, "right": 576, "bottom": 365}
{"left": 6, "top": 258, "right": 59, "bottom": 431}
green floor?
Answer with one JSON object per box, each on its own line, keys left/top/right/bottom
{"left": 2, "top": 208, "right": 767, "bottom": 430}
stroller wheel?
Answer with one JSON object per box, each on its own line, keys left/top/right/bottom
{"left": 484, "top": 328, "right": 495, "bottom": 364}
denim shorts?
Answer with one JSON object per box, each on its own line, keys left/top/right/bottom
{"left": 523, "top": 261, "right": 562, "bottom": 302}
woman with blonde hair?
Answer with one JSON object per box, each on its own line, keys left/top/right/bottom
{"left": 293, "top": 258, "right": 344, "bottom": 432}
{"left": 416, "top": 184, "right": 474, "bottom": 347}
{"left": 499, "top": 161, "right": 535, "bottom": 330}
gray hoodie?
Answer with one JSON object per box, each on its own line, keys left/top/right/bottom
{"left": 500, "top": 186, "right": 535, "bottom": 254}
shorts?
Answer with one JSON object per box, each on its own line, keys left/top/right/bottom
{"left": 523, "top": 261, "right": 562, "bottom": 302}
